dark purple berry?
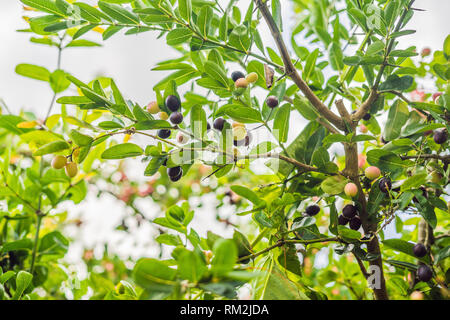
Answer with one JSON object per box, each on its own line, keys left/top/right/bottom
{"left": 342, "top": 204, "right": 357, "bottom": 219}
{"left": 378, "top": 177, "right": 392, "bottom": 194}
{"left": 167, "top": 166, "right": 182, "bottom": 178}
{"left": 213, "top": 118, "right": 226, "bottom": 131}
{"left": 433, "top": 129, "right": 447, "bottom": 144}
{"left": 266, "top": 96, "right": 279, "bottom": 108}
{"left": 231, "top": 71, "right": 245, "bottom": 82}
{"left": 166, "top": 95, "right": 181, "bottom": 112}
{"left": 417, "top": 265, "right": 433, "bottom": 282}
{"left": 169, "top": 112, "right": 183, "bottom": 124}
{"left": 305, "top": 205, "right": 320, "bottom": 216}
{"left": 157, "top": 129, "right": 171, "bottom": 139}
{"left": 413, "top": 243, "right": 427, "bottom": 258}
{"left": 338, "top": 215, "right": 349, "bottom": 225}
{"left": 234, "top": 132, "right": 252, "bottom": 147}
{"left": 362, "top": 113, "right": 371, "bottom": 121}
{"left": 349, "top": 216, "right": 362, "bottom": 230}
{"left": 207, "top": 122, "right": 211, "bottom": 130}
{"left": 169, "top": 170, "right": 182, "bottom": 182}
{"left": 381, "top": 136, "right": 389, "bottom": 144}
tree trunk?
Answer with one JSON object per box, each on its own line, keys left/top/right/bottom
{"left": 344, "top": 142, "right": 389, "bottom": 300}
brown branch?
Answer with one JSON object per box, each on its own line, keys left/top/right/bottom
{"left": 254, "top": 0, "right": 344, "bottom": 130}
{"left": 400, "top": 154, "right": 450, "bottom": 162}
{"left": 352, "top": 90, "right": 379, "bottom": 122}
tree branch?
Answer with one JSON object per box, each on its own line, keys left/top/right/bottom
{"left": 254, "top": 0, "right": 344, "bottom": 130}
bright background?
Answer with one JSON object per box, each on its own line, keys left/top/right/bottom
{"left": 0, "top": 0, "right": 449, "bottom": 294}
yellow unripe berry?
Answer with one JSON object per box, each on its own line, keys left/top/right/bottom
{"left": 235, "top": 78, "right": 248, "bottom": 88}
{"left": 147, "top": 101, "right": 160, "bottom": 114}
{"left": 65, "top": 162, "right": 78, "bottom": 178}
{"left": 246, "top": 72, "right": 258, "bottom": 84}
{"left": 51, "top": 155, "right": 67, "bottom": 169}
{"left": 344, "top": 182, "right": 358, "bottom": 197}
{"left": 159, "top": 111, "right": 169, "bottom": 120}
{"left": 233, "top": 126, "right": 247, "bottom": 141}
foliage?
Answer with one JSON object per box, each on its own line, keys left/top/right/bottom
{"left": 0, "top": 0, "right": 449, "bottom": 300}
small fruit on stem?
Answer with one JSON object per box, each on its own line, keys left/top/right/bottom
{"left": 338, "top": 215, "right": 349, "bottom": 225}
{"left": 176, "top": 132, "right": 189, "bottom": 144}
{"left": 421, "top": 47, "right": 431, "bottom": 57}
{"left": 167, "top": 166, "right": 182, "bottom": 178}
{"left": 433, "top": 129, "right": 447, "bottom": 144}
{"left": 342, "top": 204, "right": 357, "bottom": 219}
{"left": 65, "top": 162, "right": 78, "bottom": 178}
{"left": 266, "top": 96, "right": 279, "bottom": 108}
{"left": 169, "top": 111, "right": 183, "bottom": 124}
{"left": 169, "top": 170, "right": 182, "bottom": 182}
{"left": 235, "top": 78, "right": 248, "bottom": 88}
{"left": 51, "top": 155, "right": 67, "bottom": 169}
{"left": 413, "top": 243, "right": 427, "bottom": 258}
{"left": 417, "top": 265, "right": 433, "bottom": 282}
{"left": 232, "top": 122, "right": 245, "bottom": 128}
{"left": 232, "top": 126, "right": 247, "bottom": 142}
{"left": 159, "top": 111, "right": 169, "bottom": 120}
{"left": 231, "top": 71, "right": 245, "bottom": 82}
{"left": 432, "top": 92, "right": 442, "bottom": 104}
{"left": 166, "top": 95, "right": 181, "bottom": 112}
{"left": 206, "top": 122, "right": 211, "bottom": 130}
{"left": 359, "top": 124, "right": 368, "bottom": 133}
{"left": 157, "top": 129, "right": 171, "bottom": 139}
{"left": 246, "top": 72, "right": 258, "bottom": 84}
{"left": 349, "top": 216, "right": 361, "bottom": 230}
{"left": 147, "top": 101, "right": 160, "bottom": 114}
{"left": 365, "top": 166, "right": 381, "bottom": 180}
{"left": 410, "top": 291, "right": 424, "bottom": 300}
{"left": 378, "top": 177, "right": 392, "bottom": 194}
{"left": 305, "top": 205, "right": 320, "bottom": 216}
{"left": 344, "top": 183, "right": 358, "bottom": 197}
{"left": 213, "top": 118, "right": 226, "bottom": 131}
{"left": 362, "top": 113, "right": 371, "bottom": 121}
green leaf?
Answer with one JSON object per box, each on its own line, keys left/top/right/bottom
{"left": 166, "top": 28, "right": 192, "bottom": 46}
{"left": 366, "top": 149, "right": 411, "bottom": 173}
{"left": 38, "top": 231, "right": 69, "bottom": 258}
{"left": 303, "top": 48, "right": 319, "bottom": 81}
{"left": 400, "top": 173, "right": 427, "bottom": 191}
{"left": 321, "top": 175, "right": 348, "bottom": 195}
{"left": 98, "top": 1, "right": 139, "bottom": 24}
{"left": 230, "top": 185, "right": 264, "bottom": 207}
{"left": 65, "top": 39, "right": 102, "bottom": 48}
{"left": 12, "top": 271, "right": 33, "bottom": 300}
{"left": 101, "top": 143, "right": 143, "bottom": 159}
{"left": 224, "top": 106, "right": 262, "bottom": 123}
{"left": 384, "top": 100, "right": 409, "bottom": 140}
{"left": 211, "top": 239, "right": 237, "bottom": 277}
{"left": 273, "top": 104, "right": 290, "bottom": 143}
{"left": 15, "top": 64, "right": 50, "bottom": 82}
{"left": 338, "top": 226, "right": 361, "bottom": 242}
{"left": 379, "top": 75, "right": 413, "bottom": 92}
{"left": 34, "top": 140, "right": 70, "bottom": 156}
{"left": 133, "top": 258, "right": 176, "bottom": 294}
{"left": 50, "top": 70, "right": 70, "bottom": 93}
{"left": 271, "top": 0, "right": 283, "bottom": 31}
{"left": 190, "top": 105, "right": 207, "bottom": 139}
{"left": 197, "top": 5, "right": 213, "bottom": 37}
{"left": 435, "top": 246, "right": 450, "bottom": 264}
{"left": 20, "top": 0, "right": 65, "bottom": 17}
{"left": 178, "top": 0, "right": 191, "bottom": 22}
{"left": 177, "top": 250, "right": 207, "bottom": 283}
{"left": 69, "top": 129, "right": 93, "bottom": 146}
{"left": 134, "top": 120, "right": 171, "bottom": 130}
{"left": 203, "top": 61, "right": 229, "bottom": 88}
{"left": 328, "top": 42, "right": 344, "bottom": 70}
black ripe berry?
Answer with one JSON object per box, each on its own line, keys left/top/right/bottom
{"left": 413, "top": 243, "right": 427, "bottom": 258}
{"left": 305, "top": 205, "right": 320, "bottom": 216}
{"left": 231, "top": 71, "right": 245, "bottom": 82}
{"left": 381, "top": 136, "right": 389, "bottom": 144}
{"left": 206, "top": 122, "right": 211, "bottom": 130}
{"left": 169, "top": 112, "right": 183, "bottom": 124}
{"left": 169, "top": 170, "right": 182, "bottom": 182}
{"left": 167, "top": 166, "right": 182, "bottom": 178}
{"left": 417, "top": 265, "right": 433, "bottom": 282}
{"left": 166, "top": 95, "right": 181, "bottom": 112}
{"left": 162, "top": 157, "right": 168, "bottom": 167}
{"left": 362, "top": 113, "right": 371, "bottom": 121}
{"left": 342, "top": 204, "right": 357, "bottom": 219}
{"left": 213, "top": 118, "right": 226, "bottom": 131}
{"left": 338, "top": 214, "right": 349, "bottom": 225}
{"left": 378, "top": 177, "right": 392, "bottom": 194}
{"left": 266, "top": 96, "right": 279, "bottom": 108}
{"left": 157, "top": 129, "right": 171, "bottom": 139}
{"left": 433, "top": 129, "right": 447, "bottom": 144}
{"left": 349, "top": 216, "right": 362, "bottom": 230}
